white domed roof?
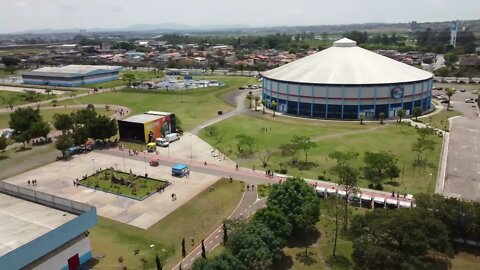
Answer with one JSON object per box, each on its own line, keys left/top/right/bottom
{"left": 262, "top": 38, "right": 432, "bottom": 85}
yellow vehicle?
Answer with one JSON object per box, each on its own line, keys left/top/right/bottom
{"left": 147, "top": 142, "right": 156, "bottom": 152}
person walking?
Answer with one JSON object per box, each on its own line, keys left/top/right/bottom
{"left": 28, "top": 180, "right": 31, "bottom": 186}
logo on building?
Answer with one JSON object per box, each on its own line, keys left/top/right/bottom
{"left": 391, "top": 86, "right": 404, "bottom": 99}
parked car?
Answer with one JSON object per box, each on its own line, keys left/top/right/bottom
{"left": 465, "top": 99, "right": 475, "bottom": 103}
{"left": 473, "top": 90, "right": 478, "bottom": 94}
{"left": 441, "top": 100, "right": 449, "bottom": 104}
{"left": 460, "top": 89, "right": 466, "bottom": 92}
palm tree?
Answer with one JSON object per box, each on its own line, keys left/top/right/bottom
{"left": 260, "top": 99, "right": 267, "bottom": 114}
{"left": 397, "top": 109, "right": 406, "bottom": 123}
{"left": 379, "top": 112, "right": 386, "bottom": 124}
{"left": 445, "top": 88, "right": 455, "bottom": 110}
{"left": 271, "top": 100, "right": 278, "bottom": 117}
{"left": 254, "top": 95, "right": 260, "bottom": 111}
{"left": 246, "top": 92, "right": 253, "bottom": 109}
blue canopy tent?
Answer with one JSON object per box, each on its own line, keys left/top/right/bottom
{"left": 172, "top": 163, "right": 188, "bottom": 177}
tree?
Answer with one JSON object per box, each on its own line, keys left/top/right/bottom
{"left": 362, "top": 151, "right": 400, "bottom": 187}
{"left": 74, "top": 108, "right": 97, "bottom": 125}
{"left": 72, "top": 125, "right": 90, "bottom": 145}
{"left": 253, "top": 95, "right": 260, "bottom": 111}
{"left": 53, "top": 113, "right": 74, "bottom": 133}
{"left": 397, "top": 109, "right": 406, "bottom": 123}
{"left": 0, "top": 136, "right": 7, "bottom": 152}
{"left": 331, "top": 164, "right": 359, "bottom": 230}
{"left": 9, "top": 107, "right": 41, "bottom": 147}
{"left": 270, "top": 101, "right": 277, "bottom": 117}
{"left": 279, "top": 142, "right": 299, "bottom": 164}
{"left": 444, "top": 51, "right": 459, "bottom": 67}
{"left": 379, "top": 112, "right": 386, "bottom": 124}
{"left": 445, "top": 88, "right": 455, "bottom": 110}
{"left": 209, "top": 63, "right": 217, "bottom": 74}
{"left": 229, "top": 222, "right": 282, "bottom": 269}
{"left": 192, "top": 251, "right": 246, "bottom": 270}
{"left": 88, "top": 115, "right": 118, "bottom": 142}
{"left": 256, "top": 149, "right": 273, "bottom": 168}
{"left": 351, "top": 209, "right": 453, "bottom": 270}
{"left": 205, "top": 126, "right": 223, "bottom": 145}
{"left": 182, "top": 238, "right": 187, "bottom": 257}
{"left": 413, "top": 107, "right": 423, "bottom": 121}
{"left": 56, "top": 133, "right": 74, "bottom": 157}
{"left": 324, "top": 196, "right": 342, "bottom": 257}
{"left": 223, "top": 222, "right": 228, "bottom": 244}
{"left": 155, "top": 254, "right": 163, "bottom": 270}
{"left": 291, "top": 136, "right": 317, "bottom": 163}
{"left": 267, "top": 177, "right": 320, "bottom": 233}
{"left": 235, "top": 134, "right": 255, "bottom": 156}
{"left": 29, "top": 120, "right": 51, "bottom": 139}
{"left": 260, "top": 99, "right": 266, "bottom": 114}
{"left": 122, "top": 73, "right": 136, "bottom": 87}
{"left": 434, "top": 66, "right": 449, "bottom": 77}
{"left": 253, "top": 206, "right": 292, "bottom": 240}
{"left": 201, "top": 239, "right": 207, "bottom": 259}
{"left": 328, "top": 151, "right": 358, "bottom": 166}
{"left": 1, "top": 56, "right": 20, "bottom": 67}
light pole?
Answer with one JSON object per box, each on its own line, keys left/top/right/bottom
{"left": 122, "top": 150, "right": 126, "bottom": 172}
{"left": 92, "top": 158, "right": 96, "bottom": 173}
{"left": 115, "top": 162, "right": 118, "bottom": 170}
{"left": 144, "top": 152, "right": 148, "bottom": 176}
{"left": 189, "top": 134, "right": 192, "bottom": 161}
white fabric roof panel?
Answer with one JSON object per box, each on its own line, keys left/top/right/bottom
{"left": 262, "top": 38, "right": 432, "bottom": 85}
{"left": 373, "top": 197, "right": 386, "bottom": 203}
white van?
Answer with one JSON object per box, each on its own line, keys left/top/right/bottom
{"left": 156, "top": 138, "right": 169, "bottom": 147}
{"left": 165, "top": 133, "right": 180, "bottom": 142}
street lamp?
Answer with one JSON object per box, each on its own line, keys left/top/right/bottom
{"left": 189, "top": 134, "right": 192, "bottom": 161}
{"left": 92, "top": 158, "right": 96, "bottom": 173}
{"left": 122, "top": 150, "right": 126, "bottom": 172}
{"left": 144, "top": 152, "right": 148, "bottom": 175}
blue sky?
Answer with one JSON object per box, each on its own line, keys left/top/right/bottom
{"left": 1, "top": 0, "right": 479, "bottom": 33}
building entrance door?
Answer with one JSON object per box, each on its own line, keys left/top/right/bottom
{"left": 68, "top": 254, "right": 80, "bottom": 270}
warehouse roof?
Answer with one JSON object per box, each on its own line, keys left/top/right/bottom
{"left": 120, "top": 114, "right": 163, "bottom": 124}
{"left": 22, "top": 65, "right": 122, "bottom": 78}
{"left": 0, "top": 193, "right": 76, "bottom": 256}
{"left": 262, "top": 38, "right": 432, "bottom": 85}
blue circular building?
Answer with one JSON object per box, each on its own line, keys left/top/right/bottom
{"left": 261, "top": 38, "right": 433, "bottom": 119}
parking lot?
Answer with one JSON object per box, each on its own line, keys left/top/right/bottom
{"left": 433, "top": 87, "right": 480, "bottom": 201}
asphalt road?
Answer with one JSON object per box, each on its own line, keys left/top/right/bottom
{"left": 434, "top": 89, "right": 480, "bottom": 201}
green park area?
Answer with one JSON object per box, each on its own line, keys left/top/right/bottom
{"left": 89, "top": 179, "right": 244, "bottom": 269}
{"left": 417, "top": 108, "right": 463, "bottom": 130}
{"left": 200, "top": 114, "right": 442, "bottom": 194}
{"left": 0, "top": 107, "right": 109, "bottom": 129}
{"left": 61, "top": 76, "right": 257, "bottom": 131}
{"left": 84, "top": 70, "right": 164, "bottom": 88}
{"left": 0, "top": 90, "right": 57, "bottom": 107}
{"left": 79, "top": 168, "right": 169, "bottom": 200}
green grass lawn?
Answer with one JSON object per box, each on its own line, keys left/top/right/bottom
{"left": 200, "top": 114, "right": 442, "bottom": 194}
{"left": 0, "top": 90, "right": 58, "bottom": 107}
{"left": 60, "top": 76, "right": 257, "bottom": 131}
{"left": 90, "top": 178, "right": 244, "bottom": 269}
{"left": 417, "top": 109, "right": 463, "bottom": 130}
{"left": 79, "top": 169, "right": 168, "bottom": 199}
{"left": 0, "top": 107, "right": 109, "bottom": 129}
{"left": 0, "top": 48, "right": 46, "bottom": 56}
{"left": 257, "top": 183, "right": 273, "bottom": 199}
{"left": 84, "top": 80, "right": 126, "bottom": 89}
{"left": 0, "top": 143, "right": 58, "bottom": 180}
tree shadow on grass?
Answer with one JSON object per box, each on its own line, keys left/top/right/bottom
{"left": 0, "top": 155, "right": 8, "bottom": 161}
{"left": 273, "top": 254, "right": 293, "bottom": 270}
{"left": 295, "top": 249, "right": 317, "bottom": 266}
{"left": 385, "top": 181, "right": 400, "bottom": 187}
{"left": 287, "top": 228, "right": 321, "bottom": 248}
{"left": 15, "top": 147, "right": 32, "bottom": 153}
{"left": 326, "top": 255, "right": 353, "bottom": 270}
{"left": 283, "top": 161, "right": 319, "bottom": 171}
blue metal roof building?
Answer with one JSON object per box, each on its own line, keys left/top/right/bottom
{"left": 21, "top": 65, "right": 122, "bottom": 87}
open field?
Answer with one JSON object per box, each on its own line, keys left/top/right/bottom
{"left": 84, "top": 70, "right": 164, "bottom": 89}
{"left": 60, "top": 76, "right": 257, "bottom": 131}
{"left": 90, "top": 178, "right": 244, "bottom": 269}
{"left": 79, "top": 169, "right": 168, "bottom": 200}
{"left": 0, "top": 107, "right": 109, "bottom": 129}
{"left": 0, "top": 90, "right": 57, "bottom": 107}
{"left": 0, "top": 143, "right": 57, "bottom": 180}
{"left": 200, "top": 114, "right": 442, "bottom": 194}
